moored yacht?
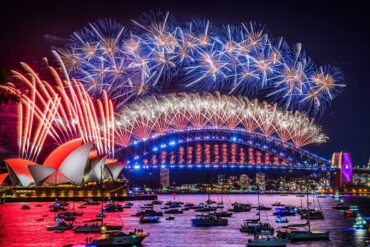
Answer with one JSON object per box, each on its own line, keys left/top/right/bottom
{"left": 240, "top": 219, "right": 274, "bottom": 234}
{"left": 89, "top": 230, "right": 149, "bottom": 246}
{"left": 191, "top": 214, "right": 228, "bottom": 227}
{"left": 140, "top": 215, "right": 160, "bottom": 223}
{"left": 230, "top": 203, "right": 251, "bottom": 212}
{"left": 247, "top": 231, "right": 288, "bottom": 247}
{"left": 74, "top": 219, "right": 122, "bottom": 233}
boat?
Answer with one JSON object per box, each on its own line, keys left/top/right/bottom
{"left": 152, "top": 200, "right": 163, "bottom": 205}
{"left": 256, "top": 205, "right": 272, "bottom": 211}
{"left": 332, "top": 200, "right": 350, "bottom": 210}
{"left": 90, "top": 230, "right": 149, "bottom": 246}
{"left": 277, "top": 228, "right": 330, "bottom": 241}
{"left": 36, "top": 218, "right": 44, "bottom": 222}
{"left": 35, "top": 204, "right": 43, "bottom": 207}
{"left": 103, "top": 203, "right": 123, "bottom": 212}
{"left": 47, "top": 220, "right": 74, "bottom": 230}
{"left": 212, "top": 210, "right": 233, "bottom": 217}
{"left": 166, "top": 215, "right": 175, "bottom": 220}
{"left": 164, "top": 208, "right": 183, "bottom": 214}
{"left": 275, "top": 217, "right": 289, "bottom": 224}
{"left": 317, "top": 195, "right": 326, "bottom": 198}
{"left": 140, "top": 215, "right": 160, "bottom": 223}
{"left": 353, "top": 213, "right": 367, "bottom": 229}
{"left": 230, "top": 203, "right": 251, "bottom": 212}
{"left": 301, "top": 210, "right": 324, "bottom": 220}
{"left": 273, "top": 206, "right": 298, "bottom": 216}
{"left": 272, "top": 202, "right": 285, "bottom": 207}
{"left": 123, "top": 202, "right": 133, "bottom": 208}
{"left": 84, "top": 199, "right": 100, "bottom": 206}
{"left": 49, "top": 205, "right": 67, "bottom": 212}
{"left": 97, "top": 212, "right": 106, "bottom": 219}
{"left": 296, "top": 194, "right": 305, "bottom": 197}
{"left": 74, "top": 222, "right": 123, "bottom": 233}
{"left": 240, "top": 219, "right": 274, "bottom": 234}
{"left": 345, "top": 210, "right": 356, "bottom": 217}
{"left": 247, "top": 231, "right": 288, "bottom": 247}
{"left": 21, "top": 204, "right": 31, "bottom": 210}
{"left": 191, "top": 214, "right": 228, "bottom": 227}
{"left": 132, "top": 209, "right": 163, "bottom": 217}
{"left": 194, "top": 203, "right": 217, "bottom": 212}
{"left": 78, "top": 204, "right": 87, "bottom": 209}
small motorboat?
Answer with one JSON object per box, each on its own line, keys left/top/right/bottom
{"left": 164, "top": 208, "right": 183, "bottom": 214}
{"left": 272, "top": 202, "right": 285, "bottom": 207}
{"left": 317, "top": 195, "right": 326, "bottom": 198}
{"left": 140, "top": 215, "right": 160, "bottom": 223}
{"left": 247, "top": 230, "right": 288, "bottom": 247}
{"left": 103, "top": 203, "right": 123, "bottom": 212}
{"left": 90, "top": 230, "right": 149, "bottom": 246}
{"left": 21, "top": 204, "right": 31, "bottom": 210}
{"left": 301, "top": 210, "right": 324, "bottom": 220}
{"left": 353, "top": 214, "right": 367, "bottom": 229}
{"left": 132, "top": 209, "right": 163, "bottom": 217}
{"left": 296, "top": 194, "right": 305, "bottom": 197}
{"left": 230, "top": 203, "right": 251, "bottom": 212}
{"left": 166, "top": 215, "right": 175, "bottom": 221}
{"left": 345, "top": 210, "right": 356, "bottom": 217}
{"left": 256, "top": 205, "right": 272, "bottom": 211}
{"left": 194, "top": 203, "right": 217, "bottom": 212}
{"left": 212, "top": 210, "right": 233, "bottom": 217}
{"left": 152, "top": 200, "right": 163, "bottom": 205}
{"left": 96, "top": 212, "right": 106, "bottom": 219}
{"left": 191, "top": 214, "right": 228, "bottom": 227}
{"left": 332, "top": 200, "right": 350, "bottom": 210}
{"left": 84, "top": 199, "right": 100, "bottom": 206}
{"left": 47, "top": 220, "right": 74, "bottom": 231}
{"left": 36, "top": 218, "right": 44, "bottom": 222}
{"left": 276, "top": 217, "right": 289, "bottom": 224}
{"left": 35, "top": 204, "right": 43, "bottom": 207}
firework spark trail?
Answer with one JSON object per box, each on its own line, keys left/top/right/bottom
{"left": 7, "top": 62, "right": 117, "bottom": 161}
{"left": 116, "top": 92, "right": 327, "bottom": 148}
{"left": 59, "top": 12, "right": 345, "bottom": 116}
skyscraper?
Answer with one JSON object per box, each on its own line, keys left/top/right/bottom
{"left": 256, "top": 172, "right": 266, "bottom": 191}
{"left": 239, "top": 174, "right": 250, "bottom": 189}
{"left": 160, "top": 168, "right": 170, "bottom": 189}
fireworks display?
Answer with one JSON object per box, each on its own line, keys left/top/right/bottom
{"left": 59, "top": 12, "right": 345, "bottom": 115}
{"left": 116, "top": 92, "right": 327, "bottom": 148}
{"left": 3, "top": 62, "right": 115, "bottom": 161}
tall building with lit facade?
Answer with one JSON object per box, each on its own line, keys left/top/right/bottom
{"left": 256, "top": 172, "right": 266, "bottom": 191}
{"left": 160, "top": 168, "right": 170, "bottom": 189}
{"left": 239, "top": 174, "right": 250, "bottom": 189}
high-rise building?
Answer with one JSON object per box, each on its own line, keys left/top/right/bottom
{"left": 217, "top": 174, "right": 226, "bottom": 185}
{"left": 256, "top": 172, "right": 266, "bottom": 191}
{"left": 160, "top": 168, "right": 170, "bottom": 189}
{"left": 239, "top": 174, "right": 250, "bottom": 189}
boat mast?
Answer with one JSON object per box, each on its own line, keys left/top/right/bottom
{"left": 257, "top": 185, "right": 260, "bottom": 222}
{"left": 306, "top": 180, "right": 311, "bottom": 232}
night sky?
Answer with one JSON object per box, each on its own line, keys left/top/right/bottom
{"left": 0, "top": 0, "right": 369, "bottom": 165}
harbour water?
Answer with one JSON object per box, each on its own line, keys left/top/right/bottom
{"left": 0, "top": 194, "right": 369, "bottom": 247}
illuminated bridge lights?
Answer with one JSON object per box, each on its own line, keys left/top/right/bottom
{"left": 127, "top": 163, "right": 336, "bottom": 171}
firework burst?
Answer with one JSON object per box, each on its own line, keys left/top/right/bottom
{"left": 59, "top": 12, "right": 345, "bottom": 116}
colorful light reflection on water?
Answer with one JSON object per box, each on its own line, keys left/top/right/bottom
{"left": 0, "top": 194, "right": 369, "bottom": 247}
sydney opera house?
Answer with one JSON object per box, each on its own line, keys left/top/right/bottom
{"left": 2, "top": 139, "right": 123, "bottom": 187}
